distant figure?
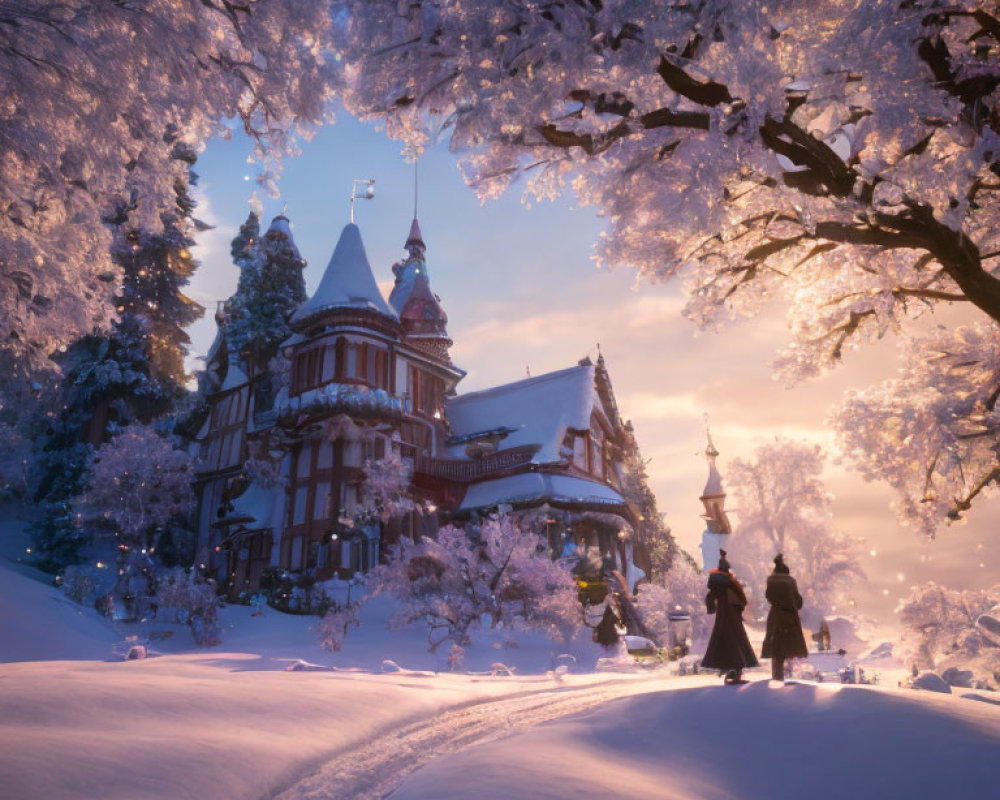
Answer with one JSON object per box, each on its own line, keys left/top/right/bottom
{"left": 701, "top": 550, "right": 759, "bottom": 684}
{"left": 594, "top": 603, "right": 621, "bottom": 649}
{"left": 761, "top": 554, "right": 808, "bottom": 682}
{"left": 812, "top": 618, "right": 832, "bottom": 652}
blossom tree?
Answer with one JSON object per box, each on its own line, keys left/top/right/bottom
{"left": 835, "top": 326, "right": 1000, "bottom": 535}
{"left": 335, "top": 0, "right": 1000, "bottom": 531}
{"left": 897, "top": 581, "right": 1000, "bottom": 680}
{"left": 635, "top": 554, "right": 710, "bottom": 646}
{"left": 726, "top": 439, "right": 864, "bottom": 620}
{"left": 0, "top": 0, "right": 339, "bottom": 381}
{"left": 372, "top": 515, "right": 581, "bottom": 651}
{"left": 356, "top": 452, "right": 419, "bottom": 524}
{"left": 74, "top": 423, "right": 195, "bottom": 553}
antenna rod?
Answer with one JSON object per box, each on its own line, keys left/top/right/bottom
{"left": 350, "top": 178, "right": 375, "bottom": 223}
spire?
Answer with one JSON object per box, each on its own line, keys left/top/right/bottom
{"left": 390, "top": 216, "right": 431, "bottom": 313}
{"left": 705, "top": 427, "right": 719, "bottom": 459}
{"left": 699, "top": 426, "right": 730, "bottom": 534}
{"left": 405, "top": 216, "right": 425, "bottom": 256}
{"left": 290, "top": 223, "right": 397, "bottom": 328}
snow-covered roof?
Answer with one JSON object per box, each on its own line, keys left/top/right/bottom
{"left": 266, "top": 214, "right": 293, "bottom": 240}
{"left": 219, "top": 360, "right": 249, "bottom": 392}
{"left": 291, "top": 223, "right": 397, "bottom": 326}
{"left": 390, "top": 217, "right": 432, "bottom": 314}
{"left": 400, "top": 273, "right": 449, "bottom": 339}
{"left": 229, "top": 481, "right": 285, "bottom": 532}
{"left": 702, "top": 434, "right": 724, "bottom": 497}
{"left": 445, "top": 364, "right": 595, "bottom": 464}
{"left": 458, "top": 472, "right": 626, "bottom": 512}
{"left": 703, "top": 462, "right": 724, "bottom": 497}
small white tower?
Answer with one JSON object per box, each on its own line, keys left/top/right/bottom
{"left": 698, "top": 429, "right": 732, "bottom": 573}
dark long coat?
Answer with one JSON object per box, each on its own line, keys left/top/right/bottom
{"left": 761, "top": 573, "right": 808, "bottom": 660}
{"left": 701, "top": 570, "right": 759, "bottom": 672}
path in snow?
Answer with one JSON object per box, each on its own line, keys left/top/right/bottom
{"left": 272, "top": 672, "right": 693, "bottom": 800}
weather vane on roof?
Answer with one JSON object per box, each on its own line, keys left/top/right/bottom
{"left": 350, "top": 178, "right": 375, "bottom": 223}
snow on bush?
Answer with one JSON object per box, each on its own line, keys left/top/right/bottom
{"left": 635, "top": 558, "right": 709, "bottom": 647}
{"left": 354, "top": 453, "right": 418, "bottom": 525}
{"left": 60, "top": 564, "right": 114, "bottom": 607}
{"left": 372, "top": 515, "right": 581, "bottom": 652}
{"left": 73, "top": 423, "right": 195, "bottom": 551}
{"left": 154, "top": 567, "right": 221, "bottom": 646}
{"left": 897, "top": 581, "right": 1000, "bottom": 687}
{"left": 317, "top": 603, "right": 361, "bottom": 653}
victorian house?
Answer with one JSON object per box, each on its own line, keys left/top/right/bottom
{"left": 190, "top": 212, "right": 656, "bottom": 595}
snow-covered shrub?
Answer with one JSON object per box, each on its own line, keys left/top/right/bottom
{"left": 372, "top": 515, "right": 581, "bottom": 652}
{"left": 73, "top": 423, "right": 195, "bottom": 551}
{"left": 318, "top": 603, "right": 361, "bottom": 652}
{"left": 153, "top": 567, "right": 221, "bottom": 646}
{"left": 897, "top": 582, "right": 1000, "bottom": 686}
{"left": 354, "top": 453, "right": 417, "bottom": 525}
{"left": 635, "top": 558, "right": 710, "bottom": 647}
{"left": 115, "top": 548, "right": 158, "bottom": 621}
{"left": 60, "top": 565, "right": 113, "bottom": 606}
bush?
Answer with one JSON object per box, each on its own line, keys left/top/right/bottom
{"left": 154, "top": 567, "right": 221, "bottom": 646}
{"left": 60, "top": 564, "right": 113, "bottom": 606}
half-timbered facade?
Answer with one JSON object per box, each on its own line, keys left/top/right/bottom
{"left": 190, "top": 213, "right": 652, "bottom": 596}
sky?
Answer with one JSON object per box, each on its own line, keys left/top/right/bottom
{"left": 184, "top": 111, "right": 1000, "bottom": 627}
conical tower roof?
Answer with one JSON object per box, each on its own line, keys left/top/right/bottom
{"left": 266, "top": 214, "right": 293, "bottom": 240}
{"left": 401, "top": 272, "right": 449, "bottom": 338}
{"left": 405, "top": 217, "right": 425, "bottom": 252}
{"left": 699, "top": 430, "right": 731, "bottom": 535}
{"left": 390, "top": 217, "right": 431, "bottom": 314}
{"left": 702, "top": 431, "right": 724, "bottom": 497}
{"left": 290, "top": 223, "right": 397, "bottom": 327}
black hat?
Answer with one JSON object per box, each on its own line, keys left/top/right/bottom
{"left": 774, "top": 553, "right": 790, "bottom": 574}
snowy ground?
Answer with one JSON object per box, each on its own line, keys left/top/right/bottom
{"left": 2, "top": 534, "right": 999, "bottom": 799}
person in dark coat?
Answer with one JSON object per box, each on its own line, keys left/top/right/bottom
{"left": 761, "top": 554, "right": 808, "bottom": 681}
{"left": 701, "top": 551, "right": 759, "bottom": 683}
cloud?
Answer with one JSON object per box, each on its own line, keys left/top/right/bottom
{"left": 622, "top": 391, "right": 703, "bottom": 421}
{"left": 184, "top": 184, "right": 239, "bottom": 374}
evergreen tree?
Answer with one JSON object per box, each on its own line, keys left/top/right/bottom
{"left": 32, "top": 317, "right": 175, "bottom": 570}
{"left": 107, "top": 142, "right": 205, "bottom": 398}
{"left": 225, "top": 214, "right": 307, "bottom": 379}
{"left": 31, "top": 154, "right": 204, "bottom": 572}
{"left": 621, "top": 421, "right": 676, "bottom": 578}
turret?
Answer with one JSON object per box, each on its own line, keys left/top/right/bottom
{"left": 390, "top": 216, "right": 453, "bottom": 363}
{"left": 289, "top": 222, "right": 398, "bottom": 331}
{"left": 698, "top": 429, "right": 732, "bottom": 573}
{"left": 400, "top": 272, "right": 452, "bottom": 362}
{"left": 389, "top": 217, "right": 429, "bottom": 313}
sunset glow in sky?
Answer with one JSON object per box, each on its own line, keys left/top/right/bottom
{"left": 185, "top": 112, "right": 1000, "bottom": 627}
